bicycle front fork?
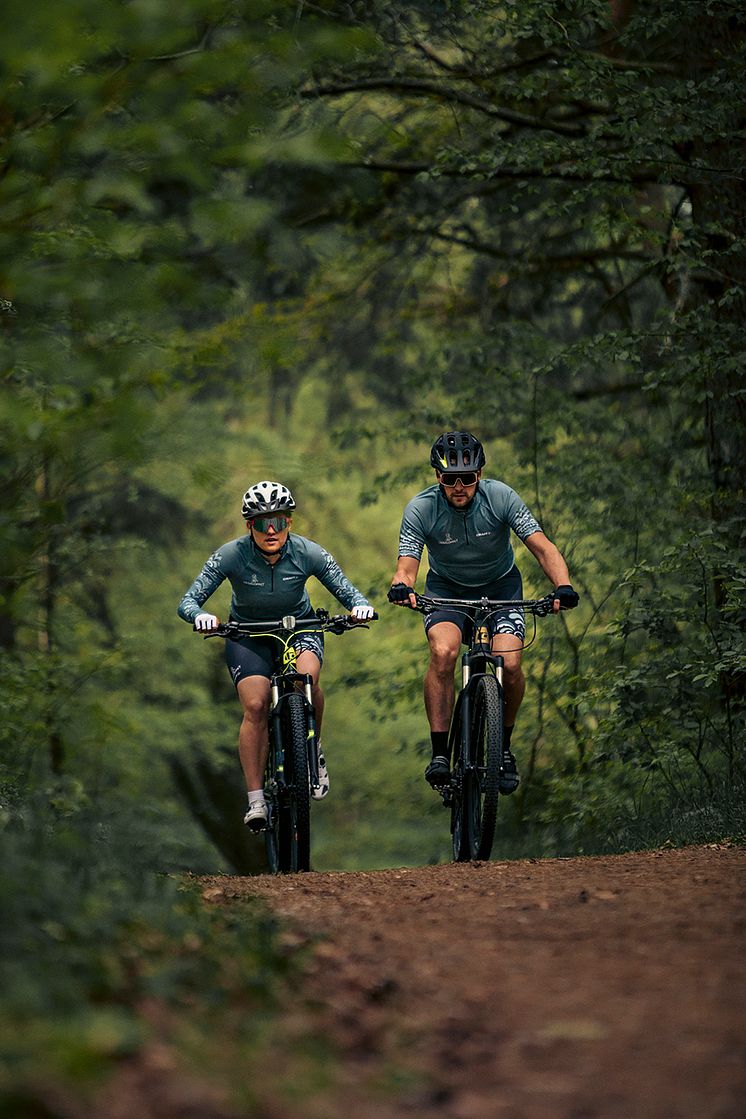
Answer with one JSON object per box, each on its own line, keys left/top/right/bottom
{"left": 269, "top": 674, "right": 319, "bottom": 789}
{"left": 459, "top": 648, "right": 505, "bottom": 766}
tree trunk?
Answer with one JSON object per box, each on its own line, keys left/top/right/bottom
{"left": 683, "top": 5, "right": 746, "bottom": 521}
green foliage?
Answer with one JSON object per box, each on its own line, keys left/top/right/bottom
{"left": 595, "top": 526, "right": 746, "bottom": 783}
{"left": 0, "top": 793, "right": 290, "bottom": 1108}
{"left": 1, "top": 0, "right": 745, "bottom": 1104}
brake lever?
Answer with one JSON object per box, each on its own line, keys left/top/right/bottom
{"left": 532, "top": 596, "right": 555, "bottom": 618}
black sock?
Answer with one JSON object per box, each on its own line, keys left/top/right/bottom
{"left": 504, "top": 724, "right": 514, "bottom": 750}
{"left": 430, "top": 731, "right": 449, "bottom": 760}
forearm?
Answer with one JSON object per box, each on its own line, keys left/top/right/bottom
{"left": 523, "top": 533, "right": 571, "bottom": 587}
{"left": 319, "top": 559, "right": 370, "bottom": 611}
{"left": 177, "top": 556, "right": 226, "bottom": 622}
{"left": 392, "top": 556, "right": 420, "bottom": 587}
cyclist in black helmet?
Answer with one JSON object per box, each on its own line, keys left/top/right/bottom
{"left": 178, "top": 481, "right": 374, "bottom": 830}
{"left": 388, "top": 432, "right": 579, "bottom": 792}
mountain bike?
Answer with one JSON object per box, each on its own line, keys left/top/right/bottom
{"left": 408, "top": 593, "right": 555, "bottom": 863}
{"left": 201, "top": 610, "right": 376, "bottom": 874}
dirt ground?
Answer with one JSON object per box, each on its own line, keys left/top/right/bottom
{"left": 190, "top": 844, "right": 745, "bottom": 1119}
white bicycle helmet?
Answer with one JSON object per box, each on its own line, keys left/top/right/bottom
{"left": 241, "top": 480, "right": 296, "bottom": 518}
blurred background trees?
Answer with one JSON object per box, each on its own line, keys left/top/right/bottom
{"left": 2, "top": 0, "right": 744, "bottom": 868}
{"left": 1, "top": 0, "right": 744, "bottom": 1028}
{"left": 1, "top": 0, "right": 744, "bottom": 1107}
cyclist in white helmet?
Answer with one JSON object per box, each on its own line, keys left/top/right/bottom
{"left": 178, "top": 481, "right": 374, "bottom": 829}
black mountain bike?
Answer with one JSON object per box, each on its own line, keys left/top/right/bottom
{"left": 202, "top": 610, "right": 376, "bottom": 873}
{"left": 409, "top": 593, "right": 555, "bottom": 863}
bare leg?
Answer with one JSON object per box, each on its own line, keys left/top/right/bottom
{"left": 236, "top": 675, "right": 271, "bottom": 791}
{"left": 424, "top": 622, "right": 462, "bottom": 732}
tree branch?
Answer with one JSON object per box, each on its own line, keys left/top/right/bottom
{"left": 430, "top": 229, "right": 653, "bottom": 269}
{"left": 571, "top": 378, "right": 646, "bottom": 400}
{"left": 301, "top": 76, "right": 586, "bottom": 136}
{"left": 342, "top": 157, "right": 739, "bottom": 189}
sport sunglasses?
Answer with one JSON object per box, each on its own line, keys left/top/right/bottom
{"left": 439, "top": 471, "right": 478, "bottom": 487}
{"left": 250, "top": 514, "right": 291, "bottom": 532}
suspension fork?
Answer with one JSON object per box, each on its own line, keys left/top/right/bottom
{"left": 460, "top": 649, "right": 505, "bottom": 766}
{"left": 269, "top": 682, "right": 285, "bottom": 787}
{"left": 460, "top": 653, "right": 473, "bottom": 768}
{"left": 269, "top": 673, "right": 318, "bottom": 785}
{"left": 303, "top": 672, "right": 320, "bottom": 785}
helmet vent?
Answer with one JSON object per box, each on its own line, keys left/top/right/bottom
{"left": 430, "top": 431, "right": 485, "bottom": 472}
{"left": 241, "top": 480, "right": 296, "bottom": 518}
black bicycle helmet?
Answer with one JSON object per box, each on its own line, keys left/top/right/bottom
{"left": 241, "top": 480, "right": 296, "bottom": 518}
{"left": 430, "top": 431, "right": 486, "bottom": 472}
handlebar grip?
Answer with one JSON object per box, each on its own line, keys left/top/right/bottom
{"left": 194, "top": 622, "right": 233, "bottom": 637}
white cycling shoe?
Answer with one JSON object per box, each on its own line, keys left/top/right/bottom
{"left": 244, "top": 800, "right": 268, "bottom": 831}
{"left": 311, "top": 747, "right": 330, "bottom": 800}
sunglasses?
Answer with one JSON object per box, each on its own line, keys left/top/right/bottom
{"left": 439, "top": 472, "right": 478, "bottom": 487}
{"left": 250, "top": 514, "right": 291, "bottom": 533}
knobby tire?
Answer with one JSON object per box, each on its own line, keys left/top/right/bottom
{"left": 469, "top": 674, "right": 503, "bottom": 860}
{"left": 278, "top": 693, "right": 312, "bottom": 873}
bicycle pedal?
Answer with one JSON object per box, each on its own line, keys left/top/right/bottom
{"left": 245, "top": 818, "right": 269, "bottom": 834}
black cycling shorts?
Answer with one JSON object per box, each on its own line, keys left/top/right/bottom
{"left": 225, "top": 631, "right": 325, "bottom": 689}
{"left": 423, "top": 565, "right": 526, "bottom": 644}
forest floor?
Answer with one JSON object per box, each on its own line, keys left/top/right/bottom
{"left": 102, "top": 844, "right": 745, "bottom": 1119}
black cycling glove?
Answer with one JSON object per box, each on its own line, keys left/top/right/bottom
{"left": 388, "top": 582, "right": 415, "bottom": 604}
{"left": 553, "top": 584, "right": 580, "bottom": 609}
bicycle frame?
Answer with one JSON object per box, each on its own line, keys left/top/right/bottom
{"left": 268, "top": 661, "right": 320, "bottom": 794}
{"left": 409, "top": 593, "right": 554, "bottom": 860}
{"left": 201, "top": 610, "right": 376, "bottom": 872}
{"left": 211, "top": 620, "right": 322, "bottom": 797}
{"left": 456, "top": 624, "right": 502, "bottom": 791}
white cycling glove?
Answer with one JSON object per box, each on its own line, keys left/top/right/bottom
{"left": 194, "top": 612, "right": 219, "bottom": 631}
{"left": 351, "top": 604, "right": 375, "bottom": 621}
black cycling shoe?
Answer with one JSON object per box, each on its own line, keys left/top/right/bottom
{"left": 498, "top": 750, "right": 520, "bottom": 794}
{"left": 425, "top": 755, "right": 451, "bottom": 787}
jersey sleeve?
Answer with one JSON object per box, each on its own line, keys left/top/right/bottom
{"left": 177, "top": 550, "right": 228, "bottom": 623}
{"left": 503, "top": 488, "right": 542, "bottom": 541}
{"left": 398, "top": 499, "right": 426, "bottom": 561}
{"left": 310, "top": 544, "right": 370, "bottom": 611}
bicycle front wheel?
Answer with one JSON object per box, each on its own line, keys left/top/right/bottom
{"left": 277, "top": 693, "right": 312, "bottom": 873}
{"left": 468, "top": 674, "right": 504, "bottom": 860}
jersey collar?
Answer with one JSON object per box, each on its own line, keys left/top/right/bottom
{"left": 250, "top": 534, "right": 290, "bottom": 562}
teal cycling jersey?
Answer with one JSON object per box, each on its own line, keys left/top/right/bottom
{"left": 177, "top": 533, "right": 370, "bottom": 624}
{"left": 398, "top": 479, "right": 542, "bottom": 588}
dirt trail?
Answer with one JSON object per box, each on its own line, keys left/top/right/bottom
{"left": 201, "top": 845, "right": 745, "bottom": 1119}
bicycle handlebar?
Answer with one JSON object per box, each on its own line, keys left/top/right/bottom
{"left": 409, "top": 593, "right": 556, "bottom": 617}
{"left": 196, "top": 609, "right": 378, "bottom": 639}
